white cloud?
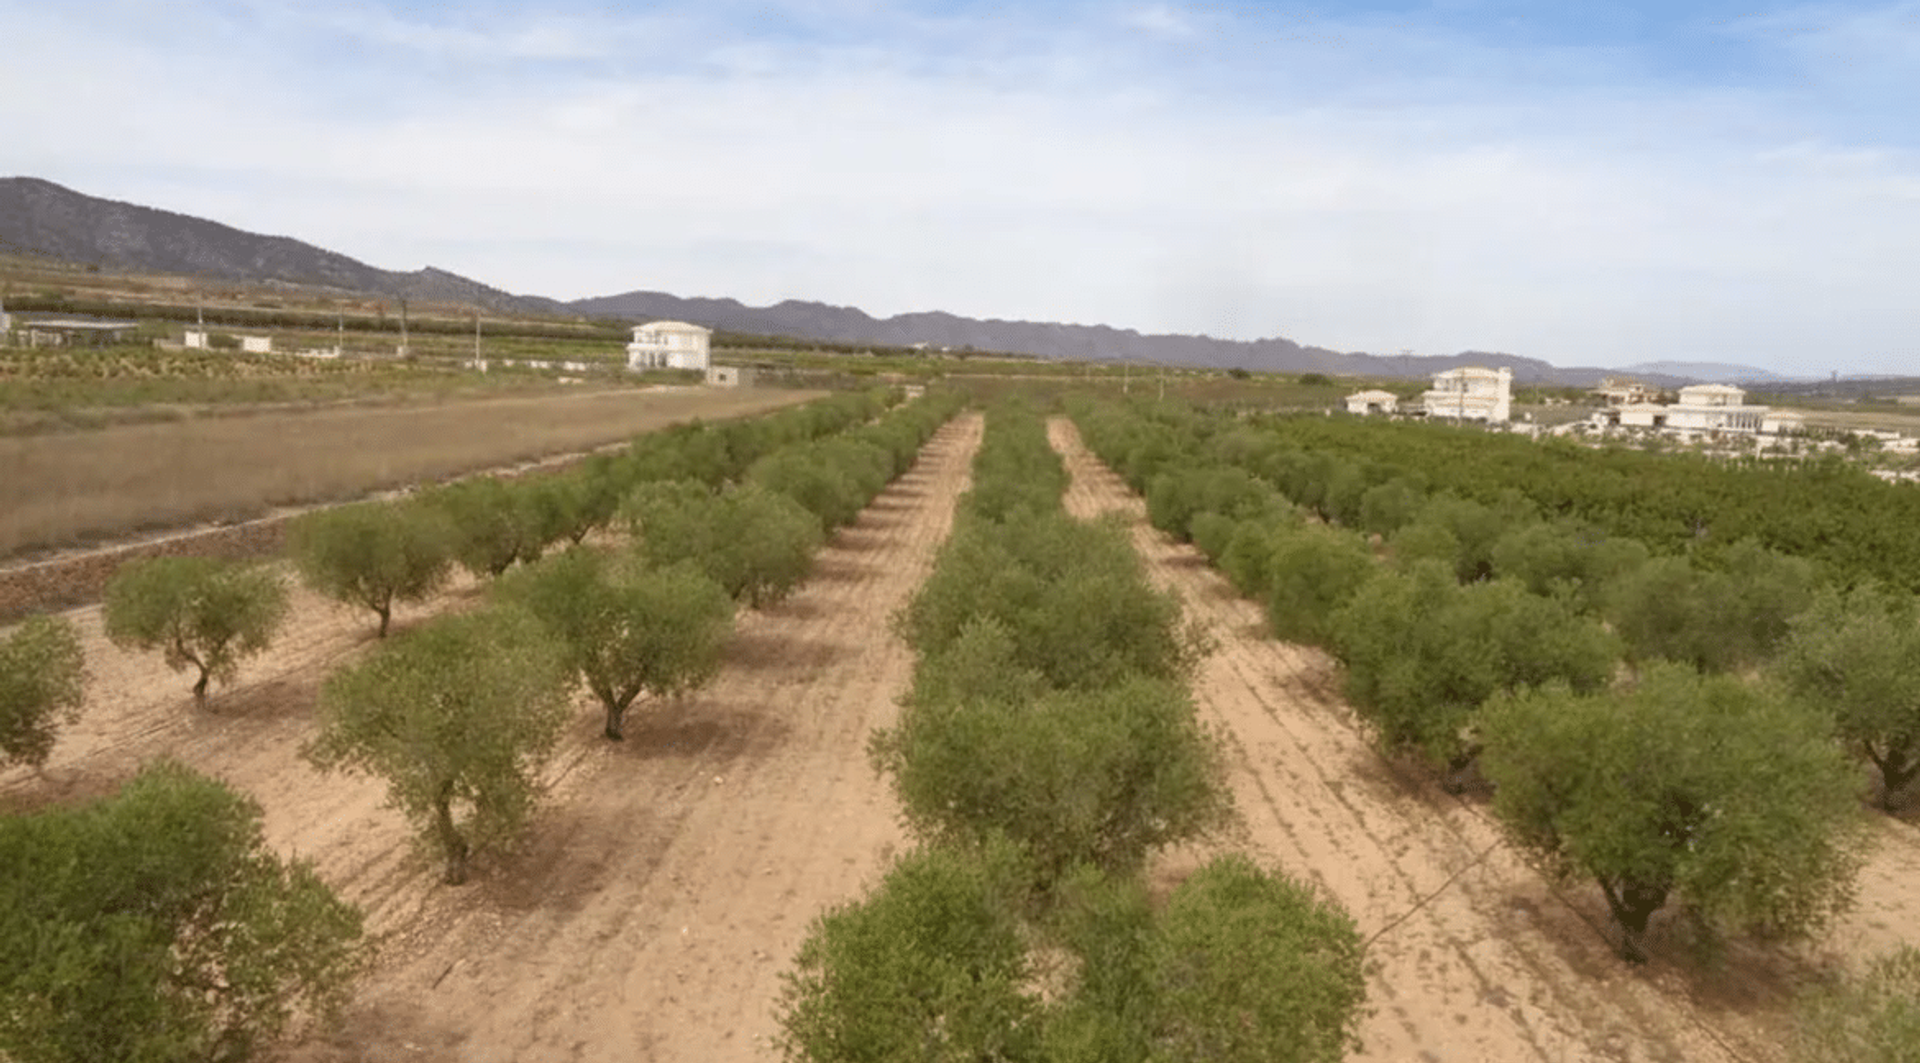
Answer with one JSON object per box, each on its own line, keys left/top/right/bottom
{"left": 2, "top": 0, "right": 1918, "bottom": 375}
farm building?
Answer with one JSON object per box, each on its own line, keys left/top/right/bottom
{"left": 1420, "top": 366, "right": 1513, "bottom": 423}
{"left": 4, "top": 313, "right": 139, "bottom": 347}
{"left": 1344, "top": 389, "right": 1400, "bottom": 415}
{"left": 705, "top": 364, "right": 754, "bottom": 387}
{"left": 627, "top": 321, "right": 711, "bottom": 372}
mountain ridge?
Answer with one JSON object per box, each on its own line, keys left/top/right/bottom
{"left": 1, "top": 175, "right": 1754, "bottom": 387}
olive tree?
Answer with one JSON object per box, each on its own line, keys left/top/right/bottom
{"left": 306, "top": 607, "right": 572, "bottom": 884}
{"left": 0, "top": 615, "right": 87, "bottom": 770}
{"left": 777, "top": 840, "right": 1042, "bottom": 1063}
{"left": 0, "top": 758, "right": 367, "bottom": 1063}
{"left": 871, "top": 619, "right": 1233, "bottom": 886}
{"left": 627, "top": 481, "right": 825, "bottom": 609}
{"left": 419, "top": 477, "right": 531, "bottom": 579}
{"left": 1774, "top": 583, "right": 1920, "bottom": 809}
{"left": 497, "top": 549, "right": 734, "bottom": 740}
{"left": 103, "top": 557, "right": 289, "bottom": 707}
{"left": 1047, "top": 856, "right": 1367, "bottom": 1063}
{"left": 287, "top": 500, "right": 452, "bottom": 637}
{"left": 1479, "top": 663, "right": 1870, "bottom": 961}
{"left": 1792, "top": 946, "right": 1920, "bottom": 1063}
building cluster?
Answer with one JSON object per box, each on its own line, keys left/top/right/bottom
{"left": 1342, "top": 368, "right": 1818, "bottom": 444}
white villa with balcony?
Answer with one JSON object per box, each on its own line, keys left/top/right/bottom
{"left": 1421, "top": 366, "right": 1513, "bottom": 423}
{"left": 626, "top": 321, "right": 712, "bottom": 372}
{"left": 1593, "top": 382, "right": 1790, "bottom": 437}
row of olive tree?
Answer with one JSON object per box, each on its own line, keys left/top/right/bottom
{"left": 1069, "top": 396, "right": 1882, "bottom": 966}
{"left": 304, "top": 391, "right": 965, "bottom": 883}
{"left": 0, "top": 390, "right": 959, "bottom": 1059}
{"left": 780, "top": 400, "right": 1368, "bottom": 1063}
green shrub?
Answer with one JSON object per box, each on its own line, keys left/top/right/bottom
{"left": 0, "top": 616, "right": 87, "bottom": 769}
{"left": 1792, "top": 946, "right": 1920, "bottom": 1063}
{"left": 1479, "top": 663, "right": 1870, "bottom": 961}
{"left": 0, "top": 759, "right": 366, "bottom": 1062}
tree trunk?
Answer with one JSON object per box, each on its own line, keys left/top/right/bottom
{"left": 192, "top": 665, "right": 210, "bottom": 708}
{"left": 1600, "top": 878, "right": 1670, "bottom": 963}
{"left": 1872, "top": 740, "right": 1917, "bottom": 810}
{"left": 434, "top": 786, "right": 470, "bottom": 885}
{"left": 376, "top": 602, "right": 392, "bottom": 638}
{"left": 604, "top": 701, "right": 626, "bottom": 741}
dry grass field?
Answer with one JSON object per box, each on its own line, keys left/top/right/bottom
{"left": 0, "top": 385, "right": 818, "bottom": 562}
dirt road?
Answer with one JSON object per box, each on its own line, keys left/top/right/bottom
{"left": 1046, "top": 416, "right": 1920, "bottom": 1063}
{"left": 2, "top": 413, "right": 983, "bottom": 1063}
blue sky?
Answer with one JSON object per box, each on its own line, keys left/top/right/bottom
{"left": 4, "top": 0, "right": 1917, "bottom": 376}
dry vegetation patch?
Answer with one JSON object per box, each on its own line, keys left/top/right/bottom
{"left": 0, "top": 386, "right": 818, "bottom": 564}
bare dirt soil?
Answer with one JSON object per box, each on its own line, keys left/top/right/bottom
{"left": 1046, "top": 416, "right": 1920, "bottom": 1063}
{"left": 1, "top": 412, "right": 984, "bottom": 1063}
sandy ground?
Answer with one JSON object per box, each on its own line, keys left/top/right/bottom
{"left": 1045, "top": 416, "right": 1920, "bottom": 1063}
{"left": 1, "top": 412, "right": 983, "bottom": 1063}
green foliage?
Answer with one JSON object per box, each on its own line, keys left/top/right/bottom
{"left": 1045, "top": 858, "right": 1366, "bottom": 1063}
{"left": 627, "top": 480, "right": 825, "bottom": 608}
{"left": 1478, "top": 663, "right": 1870, "bottom": 961}
{"left": 419, "top": 477, "right": 535, "bottom": 578}
{"left": 496, "top": 549, "right": 734, "bottom": 739}
{"left": 0, "top": 759, "right": 367, "bottom": 1063}
{"left": 777, "top": 840, "right": 1043, "bottom": 1063}
{"left": 1774, "top": 583, "right": 1920, "bottom": 808}
{"left": 900, "top": 511, "right": 1202, "bottom": 691}
{"left": 1792, "top": 946, "right": 1920, "bottom": 1063}
{"left": 306, "top": 607, "right": 572, "bottom": 884}
{"left": 1604, "top": 540, "right": 1818, "bottom": 672}
{"left": 1263, "top": 523, "right": 1377, "bottom": 646}
{"left": 103, "top": 557, "right": 289, "bottom": 706}
{"left": 1488, "top": 518, "right": 1651, "bottom": 614}
{"left": 287, "top": 500, "right": 453, "bottom": 636}
{"left": 0, "top": 615, "right": 87, "bottom": 769}
{"left": 747, "top": 448, "right": 866, "bottom": 530}
{"left": 873, "top": 620, "right": 1233, "bottom": 885}
{"left": 1330, "top": 561, "right": 1620, "bottom": 772}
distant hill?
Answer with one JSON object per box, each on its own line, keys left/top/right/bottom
{"left": 1619, "top": 361, "right": 1794, "bottom": 384}
{"left": 0, "top": 174, "right": 1723, "bottom": 386}
{"left": 0, "top": 176, "right": 563, "bottom": 316}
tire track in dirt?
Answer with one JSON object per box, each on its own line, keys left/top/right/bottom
{"left": 2, "top": 413, "right": 981, "bottom": 1063}
{"left": 1044, "top": 416, "right": 1896, "bottom": 1063}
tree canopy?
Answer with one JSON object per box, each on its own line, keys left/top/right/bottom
{"left": 1774, "top": 583, "right": 1920, "bottom": 809}
{"left": 287, "top": 499, "right": 453, "bottom": 637}
{"left": 0, "top": 615, "right": 87, "bottom": 769}
{"left": 306, "top": 607, "right": 572, "bottom": 884}
{"left": 0, "top": 759, "right": 366, "bottom": 1063}
{"left": 103, "top": 557, "right": 289, "bottom": 707}
{"left": 1479, "top": 663, "right": 1871, "bottom": 961}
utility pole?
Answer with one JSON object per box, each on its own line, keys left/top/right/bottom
{"left": 473, "top": 309, "right": 483, "bottom": 371}
{"left": 399, "top": 298, "right": 410, "bottom": 358}
{"left": 336, "top": 310, "right": 344, "bottom": 357}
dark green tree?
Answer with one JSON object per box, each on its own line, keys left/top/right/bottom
{"left": 103, "top": 557, "right": 289, "bottom": 707}
{"left": 0, "top": 759, "right": 367, "bottom": 1063}
{"left": 1774, "top": 583, "right": 1920, "bottom": 809}
{"left": 497, "top": 549, "right": 734, "bottom": 740}
{"left": 1479, "top": 663, "right": 1870, "bottom": 961}
{"left": 0, "top": 615, "right": 87, "bottom": 770}
{"left": 306, "top": 607, "right": 572, "bottom": 884}
{"left": 287, "top": 500, "right": 453, "bottom": 637}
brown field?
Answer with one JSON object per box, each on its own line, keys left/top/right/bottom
{"left": 0, "top": 385, "right": 819, "bottom": 562}
{"left": 5, "top": 411, "right": 1916, "bottom": 1062}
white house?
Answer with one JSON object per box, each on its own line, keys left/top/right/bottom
{"left": 1421, "top": 366, "right": 1513, "bottom": 423}
{"left": 627, "top": 321, "right": 712, "bottom": 372}
{"left": 1666, "top": 384, "right": 1769, "bottom": 433}
{"left": 1344, "top": 389, "right": 1400, "bottom": 415}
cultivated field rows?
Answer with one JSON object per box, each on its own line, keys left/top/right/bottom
{"left": 1, "top": 413, "right": 985, "bottom": 1062}
{"left": 1044, "top": 416, "right": 1920, "bottom": 1063}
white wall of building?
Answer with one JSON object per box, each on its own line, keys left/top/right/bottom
{"left": 627, "top": 321, "right": 712, "bottom": 372}
{"left": 1421, "top": 366, "right": 1513, "bottom": 422}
